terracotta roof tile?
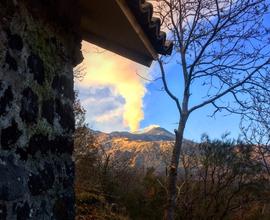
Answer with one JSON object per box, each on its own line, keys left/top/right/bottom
{"left": 126, "top": 0, "right": 173, "bottom": 55}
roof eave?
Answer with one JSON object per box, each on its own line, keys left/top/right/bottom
{"left": 79, "top": 0, "right": 173, "bottom": 66}
{"left": 116, "top": 0, "right": 158, "bottom": 65}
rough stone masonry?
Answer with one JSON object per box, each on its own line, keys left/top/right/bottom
{"left": 0, "top": 1, "right": 82, "bottom": 219}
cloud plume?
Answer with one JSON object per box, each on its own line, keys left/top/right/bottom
{"left": 75, "top": 41, "right": 150, "bottom": 131}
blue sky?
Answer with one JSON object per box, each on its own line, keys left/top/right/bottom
{"left": 139, "top": 60, "right": 242, "bottom": 141}
{"left": 140, "top": 74, "right": 242, "bottom": 141}
{"left": 76, "top": 11, "right": 269, "bottom": 142}
{"left": 76, "top": 43, "right": 242, "bottom": 142}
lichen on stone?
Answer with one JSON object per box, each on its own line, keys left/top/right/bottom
{"left": 0, "top": 1, "right": 81, "bottom": 218}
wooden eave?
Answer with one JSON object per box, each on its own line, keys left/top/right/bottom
{"left": 79, "top": 0, "right": 172, "bottom": 66}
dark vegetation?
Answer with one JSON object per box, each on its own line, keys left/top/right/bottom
{"left": 74, "top": 95, "right": 270, "bottom": 220}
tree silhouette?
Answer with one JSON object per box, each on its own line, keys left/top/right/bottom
{"left": 152, "top": 0, "right": 270, "bottom": 218}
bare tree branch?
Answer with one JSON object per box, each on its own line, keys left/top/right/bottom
{"left": 158, "top": 58, "right": 182, "bottom": 114}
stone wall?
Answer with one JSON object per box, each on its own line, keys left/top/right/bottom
{"left": 0, "top": 1, "right": 81, "bottom": 219}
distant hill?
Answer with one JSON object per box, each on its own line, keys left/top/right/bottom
{"left": 109, "top": 126, "right": 175, "bottom": 141}
{"left": 93, "top": 126, "right": 195, "bottom": 174}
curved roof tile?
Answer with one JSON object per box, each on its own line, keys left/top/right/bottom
{"left": 126, "top": 0, "right": 173, "bottom": 55}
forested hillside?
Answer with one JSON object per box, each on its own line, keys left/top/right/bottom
{"left": 74, "top": 93, "right": 270, "bottom": 220}
{"left": 74, "top": 127, "right": 270, "bottom": 220}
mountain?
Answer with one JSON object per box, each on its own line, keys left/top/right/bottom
{"left": 93, "top": 126, "right": 195, "bottom": 174}
{"left": 109, "top": 126, "right": 175, "bottom": 141}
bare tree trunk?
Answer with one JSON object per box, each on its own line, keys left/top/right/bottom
{"left": 164, "top": 115, "right": 187, "bottom": 220}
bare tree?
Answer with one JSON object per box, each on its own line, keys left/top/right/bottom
{"left": 240, "top": 90, "right": 270, "bottom": 176}
{"left": 74, "top": 63, "right": 86, "bottom": 82}
{"left": 150, "top": 0, "right": 270, "bottom": 218}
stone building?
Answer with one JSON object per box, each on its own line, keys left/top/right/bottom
{"left": 0, "top": 0, "right": 172, "bottom": 219}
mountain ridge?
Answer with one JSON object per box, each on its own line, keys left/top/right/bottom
{"left": 93, "top": 126, "right": 175, "bottom": 142}
{"left": 91, "top": 126, "right": 195, "bottom": 173}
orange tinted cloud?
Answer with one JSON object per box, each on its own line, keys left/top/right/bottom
{"left": 76, "top": 41, "right": 150, "bottom": 131}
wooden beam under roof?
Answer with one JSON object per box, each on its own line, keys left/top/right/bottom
{"left": 79, "top": 0, "right": 172, "bottom": 66}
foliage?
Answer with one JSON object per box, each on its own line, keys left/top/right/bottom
{"left": 175, "top": 135, "right": 270, "bottom": 220}
{"left": 74, "top": 126, "right": 270, "bottom": 220}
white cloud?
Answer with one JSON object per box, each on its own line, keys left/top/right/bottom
{"left": 75, "top": 41, "right": 151, "bottom": 132}
{"left": 77, "top": 85, "right": 128, "bottom": 132}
